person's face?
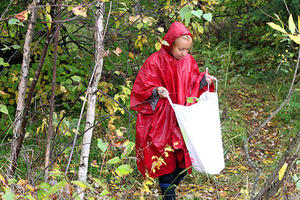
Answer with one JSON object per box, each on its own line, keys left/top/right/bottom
{"left": 170, "top": 37, "right": 193, "bottom": 60}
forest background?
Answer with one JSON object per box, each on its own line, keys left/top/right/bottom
{"left": 0, "top": 0, "right": 299, "bottom": 199}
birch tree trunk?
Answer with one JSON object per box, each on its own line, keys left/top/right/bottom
{"left": 77, "top": 2, "right": 105, "bottom": 199}
{"left": 8, "top": 0, "right": 39, "bottom": 176}
{"left": 45, "top": 0, "right": 61, "bottom": 181}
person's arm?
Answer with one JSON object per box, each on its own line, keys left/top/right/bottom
{"left": 149, "top": 87, "right": 169, "bottom": 111}
{"left": 199, "top": 76, "right": 208, "bottom": 89}
{"left": 149, "top": 88, "right": 159, "bottom": 111}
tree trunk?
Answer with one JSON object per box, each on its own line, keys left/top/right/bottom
{"left": 45, "top": 0, "right": 61, "bottom": 181}
{"left": 8, "top": 0, "right": 39, "bottom": 177}
{"left": 77, "top": 2, "right": 105, "bottom": 199}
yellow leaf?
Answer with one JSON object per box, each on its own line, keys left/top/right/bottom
{"left": 128, "top": 52, "right": 135, "bottom": 59}
{"left": 46, "top": 5, "right": 51, "bottom": 14}
{"left": 71, "top": 181, "right": 87, "bottom": 188}
{"left": 26, "top": 184, "right": 35, "bottom": 192}
{"left": 155, "top": 42, "right": 161, "bottom": 51}
{"left": 60, "top": 85, "right": 67, "bottom": 93}
{"left": 288, "top": 14, "right": 296, "bottom": 34}
{"left": 298, "top": 16, "right": 300, "bottom": 33}
{"left": 79, "top": 96, "right": 86, "bottom": 101}
{"left": 145, "top": 180, "right": 153, "bottom": 185}
{"left": 17, "top": 179, "right": 28, "bottom": 186}
{"left": 45, "top": 13, "right": 52, "bottom": 31}
{"left": 164, "top": 145, "right": 174, "bottom": 152}
{"left": 91, "top": 160, "right": 100, "bottom": 168}
{"left": 157, "top": 27, "right": 164, "bottom": 33}
{"left": 0, "top": 174, "right": 8, "bottom": 186}
{"left": 288, "top": 34, "right": 300, "bottom": 45}
{"left": 114, "top": 71, "right": 120, "bottom": 75}
{"left": 278, "top": 162, "right": 288, "bottom": 181}
{"left": 143, "top": 182, "right": 151, "bottom": 193}
{"left": 115, "top": 130, "right": 124, "bottom": 137}
{"left": 164, "top": 0, "right": 170, "bottom": 9}
{"left": 240, "top": 188, "right": 249, "bottom": 198}
{"left": 72, "top": 6, "right": 87, "bottom": 17}
{"left": 267, "top": 22, "right": 287, "bottom": 34}
{"left": 274, "top": 14, "right": 284, "bottom": 27}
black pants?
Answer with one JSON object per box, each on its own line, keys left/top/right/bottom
{"left": 159, "top": 166, "right": 187, "bottom": 200}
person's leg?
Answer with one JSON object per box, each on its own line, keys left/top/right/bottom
{"left": 158, "top": 166, "right": 187, "bottom": 200}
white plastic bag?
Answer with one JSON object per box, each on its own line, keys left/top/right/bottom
{"left": 167, "top": 81, "right": 225, "bottom": 174}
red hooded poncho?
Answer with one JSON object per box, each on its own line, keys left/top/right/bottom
{"left": 130, "top": 22, "right": 213, "bottom": 178}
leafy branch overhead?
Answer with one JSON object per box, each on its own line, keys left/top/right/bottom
{"left": 267, "top": 14, "right": 300, "bottom": 44}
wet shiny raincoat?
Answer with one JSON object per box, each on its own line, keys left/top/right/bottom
{"left": 130, "top": 21, "right": 212, "bottom": 178}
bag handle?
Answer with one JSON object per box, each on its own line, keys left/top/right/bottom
{"left": 167, "top": 95, "right": 174, "bottom": 108}
{"left": 167, "top": 79, "right": 218, "bottom": 107}
{"left": 208, "top": 79, "right": 218, "bottom": 93}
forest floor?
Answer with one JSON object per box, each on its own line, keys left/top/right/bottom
{"left": 0, "top": 72, "right": 299, "bottom": 200}
{"left": 129, "top": 73, "right": 300, "bottom": 200}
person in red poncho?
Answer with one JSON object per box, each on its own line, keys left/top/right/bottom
{"left": 130, "top": 21, "right": 215, "bottom": 199}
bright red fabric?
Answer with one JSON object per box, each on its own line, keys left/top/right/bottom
{"left": 130, "top": 21, "right": 213, "bottom": 178}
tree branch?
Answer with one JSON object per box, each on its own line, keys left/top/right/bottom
{"left": 244, "top": 47, "right": 300, "bottom": 199}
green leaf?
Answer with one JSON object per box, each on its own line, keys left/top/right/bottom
{"left": 161, "top": 40, "right": 169, "bottom": 46}
{"left": 106, "top": 156, "right": 121, "bottom": 165}
{"left": 155, "top": 42, "right": 161, "bottom": 51}
{"left": 47, "top": 180, "right": 67, "bottom": 195}
{"left": 288, "top": 14, "right": 296, "bottom": 34}
{"left": 3, "top": 190, "right": 15, "bottom": 200}
{"left": 292, "top": 174, "right": 300, "bottom": 191}
{"left": 179, "top": 6, "right": 190, "bottom": 20}
{"left": 187, "top": 97, "right": 199, "bottom": 103}
{"left": 184, "top": 12, "right": 192, "bottom": 26}
{"left": 115, "top": 164, "right": 133, "bottom": 177}
{"left": 71, "top": 75, "right": 81, "bottom": 82}
{"left": 71, "top": 180, "right": 87, "bottom": 189}
{"left": 8, "top": 18, "right": 19, "bottom": 25}
{"left": 100, "top": 189, "right": 110, "bottom": 196}
{"left": 38, "top": 182, "right": 51, "bottom": 190}
{"left": 191, "top": 10, "right": 203, "bottom": 19}
{"left": 24, "top": 195, "right": 35, "bottom": 200}
{"left": 45, "top": 14, "right": 52, "bottom": 31}
{"left": 267, "top": 22, "right": 287, "bottom": 34}
{"left": 65, "top": 79, "right": 72, "bottom": 84}
{"left": 12, "top": 44, "right": 22, "bottom": 49}
{"left": 0, "top": 58, "right": 9, "bottom": 67}
{"left": 203, "top": 13, "right": 212, "bottom": 22}
{"left": 92, "top": 177, "right": 105, "bottom": 187}
{"left": 121, "top": 141, "right": 135, "bottom": 159}
{"left": 137, "top": 22, "right": 143, "bottom": 30}
{"left": 37, "top": 190, "right": 48, "bottom": 200}
{"left": 97, "top": 138, "right": 108, "bottom": 153}
{"left": 0, "top": 104, "right": 9, "bottom": 115}
{"left": 1, "top": 44, "right": 11, "bottom": 51}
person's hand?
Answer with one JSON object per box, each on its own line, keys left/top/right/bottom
{"left": 157, "top": 87, "right": 169, "bottom": 98}
{"left": 205, "top": 67, "right": 216, "bottom": 85}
